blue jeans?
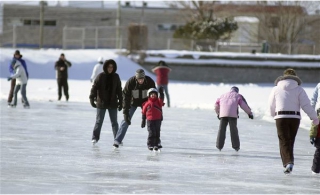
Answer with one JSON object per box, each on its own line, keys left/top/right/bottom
{"left": 157, "top": 85, "right": 170, "bottom": 107}
{"left": 92, "top": 108, "right": 118, "bottom": 141}
{"left": 114, "top": 106, "right": 137, "bottom": 145}
{"left": 13, "top": 84, "right": 29, "bottom": 107}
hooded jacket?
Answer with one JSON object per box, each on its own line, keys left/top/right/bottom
{"left": 89, "top": 59, "right": 122, "bottom": 109}
{"left": 10, "top": 60, "right": 28, "bottom": 85}
{"left": 268, "top": 75, "right": 317, "bottom": 120}
{"left": 215, "top": 90, "right": 252, "bottom": 118}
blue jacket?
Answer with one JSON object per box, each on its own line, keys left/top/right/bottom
{"left": 9, "top": 57, "right": 29, "bottom": 78}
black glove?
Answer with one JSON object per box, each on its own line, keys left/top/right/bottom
{"left": 310, "top": 137, "right": 316, "bottom": 145}
{"left": 217, "top": 115, "right": 220, "bottom": 120}
{"left": 118, "top": 103, "right": 122, "bottom": 111}
{"left": 7, "top": 77, "right": 12, "bottom": 81}
{"left": 159, "top": 86, "right": 164, "bottom": 95}
{"left": 141, "top": 118, "right": 146, "bottom": 128}
{"left": 90, "top": 99, "right": 96, "bottom": 108}
{"left": 124, "top": 114, "right": 131, "bottom": 125}
{"left": 248, "top": 114, "right": 254, "bottom": 119}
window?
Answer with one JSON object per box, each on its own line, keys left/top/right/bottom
{"left": 23, "top": 19, "right": 56, "bottom": 26}
{"left": 157, "top": 23, "right": 181, "bottom": 31}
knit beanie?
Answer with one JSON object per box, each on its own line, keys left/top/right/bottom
{"left": 283, "top": 68, "right": 296, "bottom": 76}
{"left": 231, "top": 86, "right": 239, "bottom": 93}
{"left": 14, "top": 50, "right": 20, "bottom": 55}
{"left": 135, "top": 69, "right": 145, "bottom": 79}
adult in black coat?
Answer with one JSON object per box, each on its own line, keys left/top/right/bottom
{"left": 113, "top": 69, "right": 156, "bottom": 148}
{"left": 89, "top": 59, "right": 123, "bottom": 144}
{"left": 54, "top": 53, "right": 72, "bottom": 101}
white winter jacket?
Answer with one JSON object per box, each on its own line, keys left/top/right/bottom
{"left": 90, "top": 62, "right": 104, "bottom": 82}
{"left": 10, "top": 60, "right": 28, "bottom": 85}
{"left": 268, "top": 77, "right": 317, "bottom": 121}
{"left": 311, "top": 83, "right": 320, "bottom": 111}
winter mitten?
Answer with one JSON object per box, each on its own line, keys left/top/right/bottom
{"left": 141, "top": 119, "right": 146, "bottom": 128}
{"left": 248, "top": 114, "right": 254, "bottom": 119}
{"left": 124, "top": 114, "right": 131, "bottom": 125}
{"left": 7, "top": 77, "right": 12, "bottom": 81}
{"left": 159, "top": 86, "right": 164, "bottom": 95}
{"left": 90, "top": 99, "right": 96, "bottom": 108}
{"left": 118, "top": 103, "right": 122, "bottom": 111}
{"left": 310, "top": 137, "right": 316, "bottom": 145}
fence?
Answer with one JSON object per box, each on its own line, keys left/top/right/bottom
{"left": 0, "top": 25, "right": 317, "bottom": 55}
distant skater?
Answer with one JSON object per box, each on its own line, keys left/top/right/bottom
{"left": 55, "top": 53, "right": 72, "bottom": 101}
{"left": 90, "top": 57, "right": 104, "bottom": 83}
{"left": 152, "top": 60, "right": 171, "bottom": 107}
{"left": 215, "top": 86, "right": 253, "bottom": 151}
{"left": 7, "top": 59, "right": 30, "bottom": 108}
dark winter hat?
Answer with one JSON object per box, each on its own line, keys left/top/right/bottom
{"left": 283, "top": 68, "right": 296, "bottom": 76}
{"left": 60, "top": 53, "right": 65, "bottom": 57}
{"left": 231, "top": 86, "right": 239, "bottom": 93}
{"left": 14, "top": 50, "right": 21, "bottom": 55}
{"left": 158, "top": 60, "right": 167, "bottom": 66}
{"left": 135, "top": 69, "right": 145, "bottom": 79}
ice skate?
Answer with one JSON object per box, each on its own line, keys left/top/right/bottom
{"left": 153, "top": 146, "right": 160, "bottom": 152}
{"left": 113, "top": 143, "right": 119, "bottom": 149}
{"left": 8, "top": 104, "right": 16, "bottom": 108}
{"left": 92, "top": 139, "right": 97, "bottom": 145}
{"left": 148, "top": 146, "right": 153, "bottom": 151}
{"left": 311, "top": 171, "right": 319, "bottom": 175}
{"left": 284, "top": 164, "right": 293, "bottom": 174}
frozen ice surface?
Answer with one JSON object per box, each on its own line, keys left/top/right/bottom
{"left": 1, "top": 100, "right": 319, "bottom": 194}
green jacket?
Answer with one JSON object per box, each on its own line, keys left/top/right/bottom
{"left": 310, "top": 115, "right": 320, "bottom": 138}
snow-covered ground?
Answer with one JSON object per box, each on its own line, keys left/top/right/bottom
{"left": 0, "top": 48, "right": 319, "bottom": 193}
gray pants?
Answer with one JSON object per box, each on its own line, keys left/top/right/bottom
{"left": 13, "top": 84, "right": 29, "bottom": 107}
{"left": 216, "top": 117, "right": 240, "bottom": 150}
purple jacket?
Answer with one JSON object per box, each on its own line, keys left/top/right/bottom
{"left": 215, "top": 90, "right": 252, "bottom": 118}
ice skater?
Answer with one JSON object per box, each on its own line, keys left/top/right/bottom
{"left": 141, "top": 87, "right": 165, "bottom": 151}
{"left": 113, "top": 69, "right": 156, "bottom": 148}
{"left": 7, "top": 59, "right": 30, "bottom": 108}
{"left": 268, "top": 68, "right": 318, "bottom": 174}
{"left": 215, "top": 86, "right": 253, "bottom": 152}
{"left": 90, "top": 57, "right": 104, "bottom": 83}
{"left": 310, "top": 112, "right": 320, "bottom": 175}
{"left": 89, "top": 59, "right": 123, "bottom": 144}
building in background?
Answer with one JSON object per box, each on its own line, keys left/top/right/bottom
{"left": 0, "top": 2, "right": 319, "bottom": 54}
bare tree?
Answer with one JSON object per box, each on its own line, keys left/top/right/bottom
{"left": 253, "top": 1, "right": 320, "bottom": 54}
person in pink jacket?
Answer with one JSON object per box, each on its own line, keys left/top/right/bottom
{"left": 215, "top": 86, "right": 253, "bottom": 152}
{"left": 268, "top": 68, "right": 319, "bottom": 174}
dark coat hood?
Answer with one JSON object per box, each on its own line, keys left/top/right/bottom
{"left": 103, "top": 59, "right": 117, "bottom": 74}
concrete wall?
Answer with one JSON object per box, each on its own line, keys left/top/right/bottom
{"left": 141, "top": 62, "right": 320, "bottom": 83}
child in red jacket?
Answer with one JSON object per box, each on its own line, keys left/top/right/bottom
{"left": 141, "top": 87, "right": 165, "bottom": 151}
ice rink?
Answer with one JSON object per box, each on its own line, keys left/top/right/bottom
{"left": 1, "top": 100, "right": 319, "bottom": 194}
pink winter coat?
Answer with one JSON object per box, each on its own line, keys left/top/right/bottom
{"left": 215, "top": 91, "right": 252, "bottom": 118}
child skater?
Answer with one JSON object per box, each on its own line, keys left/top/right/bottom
{"left": 141, "top": 87, "right": 165, "bottom": 151}
{"left": 215, "top": 86, "right": 253, "bottom": 151}
{"left": 310, "top": 113, "right": 320, "bottom": 175}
